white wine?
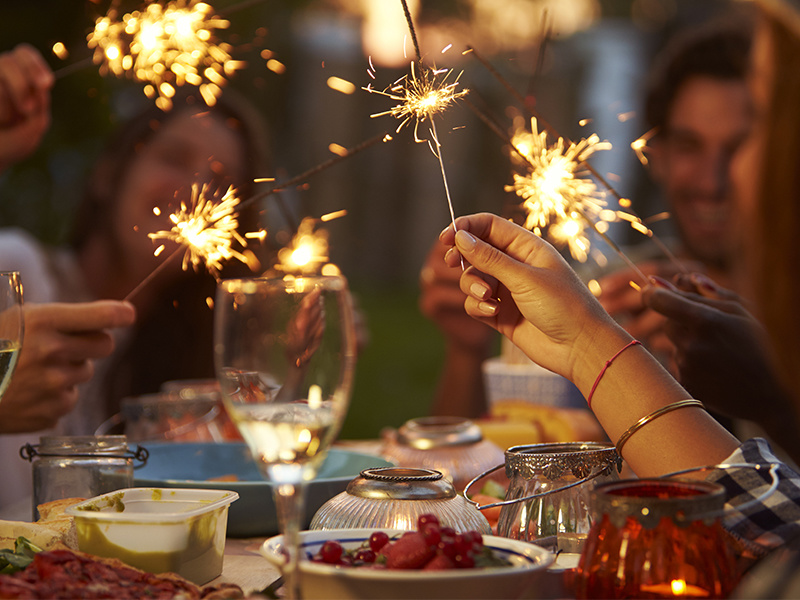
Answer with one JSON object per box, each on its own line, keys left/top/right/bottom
{"left": 0, "top": 339, "right": 21, "bottom": 399}
{"left": 229, "top": 402, "right": 338, "bottom": 484}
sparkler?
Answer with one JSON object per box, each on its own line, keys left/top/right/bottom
{"left": 365, "top": 0, "right": 468, "bottom": 264}
{"left": 465, "top": 46, "right": 686, "bottom": 279}
{"left": 124, "top": 183, "right": 262, "bottom": 301}
{"left": 272, "top": 211, "right": 347, "bottom": 277}
{"left": 365, "top": 62, "right": 469, "bottom": 143}
{"left": 87, "top": 0, "right": 243, "bottom": 110}
{"left": 507, "top": 117, "right": 610, "bottom": 237}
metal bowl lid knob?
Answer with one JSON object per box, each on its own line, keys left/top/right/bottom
{"left": 345, "top": 467, "right": 456, "bottom": 501}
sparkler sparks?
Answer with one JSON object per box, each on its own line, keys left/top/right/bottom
{"left": 507, "top": 117, "right": 611, "bottom": 239}
{"left": 364, "top": 61, "right": 468, "bottom": 142}
{"left": 274, "top": 212, "right": 347, "bottom": 276}
{"left": 87, "top": 0, "right": 243, "bottom": 110}
{"left": 148, "top": 183, "right": 260, "bottom": 274}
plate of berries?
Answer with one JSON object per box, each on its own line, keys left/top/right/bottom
{"left": 260, "top": 514, "right": 554, "bottom": 599}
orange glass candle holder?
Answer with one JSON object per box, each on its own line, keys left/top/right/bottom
{"left": 575, "top": 478, "right": 740, "bottom": 599}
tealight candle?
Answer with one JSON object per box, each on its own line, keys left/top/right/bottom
{"left": 573, "top": 479, "right": 740, "bottom": 599}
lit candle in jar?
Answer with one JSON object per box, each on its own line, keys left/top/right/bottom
{"left": 639, "top": 579, "right": 710, "bottom": 598}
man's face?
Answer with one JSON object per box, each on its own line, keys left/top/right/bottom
{"left": 650, "top": 76, "right": 752, "bottom": 269}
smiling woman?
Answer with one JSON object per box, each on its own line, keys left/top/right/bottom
{"left": 0, "top": 89, "right": 271, "bottom": 512}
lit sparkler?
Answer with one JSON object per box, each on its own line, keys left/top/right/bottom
{"left": 364, "top": 61, "right": 469, "bottom": 143}
{"left": 506, "top": 117, "right": 611, "bottom": 241}
{"left": 631, "top": 128, "right": 657, "bottom": 167}
{"left": 467, "top": 45, "right": 685, "bottom": 277}
{"left": 87, "top": 0, "right": 243, "bottom": 110}
{"left": 148, "top": 183, "right": 260, "bottom": 274}
{"left": 273, "top": 211, "right": 347, "bottom": 276}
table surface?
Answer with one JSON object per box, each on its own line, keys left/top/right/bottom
{"left": 214, "top": 536, "right": 281, "bottom": 596}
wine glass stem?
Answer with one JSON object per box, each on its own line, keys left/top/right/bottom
{"left": 275, "top": 482, "right": 306, "bottom": 600}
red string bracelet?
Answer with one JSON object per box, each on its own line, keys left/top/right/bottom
{"left": 586, "top": 340, "right": 642, "bottom": 409}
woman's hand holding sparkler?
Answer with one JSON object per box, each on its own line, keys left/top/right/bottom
{"left": 0, "top": 44, "right": 53, "bottom": 173}
{"left": 0, "top": 300, "right": 135, "bottom": 433}
{"left": 440, "top": 212, "right": 740, "bottom": 478}
{"left": 439, "top": 212, "right": 629, "bottom": 387}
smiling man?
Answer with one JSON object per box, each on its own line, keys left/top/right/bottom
{"left": 596, "top": 21, "right": 753, "bottom": 361}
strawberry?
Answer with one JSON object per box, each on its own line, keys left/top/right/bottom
{"left": 383, "top": 532, "right": 436, "bottom": 569}
{"left": 422, "top": 554, "right": 457, "bottom": 571}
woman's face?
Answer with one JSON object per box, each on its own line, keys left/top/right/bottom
{"left": 111, "top": 107, "right": 248, "bottom": 282}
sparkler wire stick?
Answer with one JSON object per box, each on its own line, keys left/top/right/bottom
{"left": 467, "top": 46, "right": 687, "bottom": 273}
{"left": 400, "top": 0, "right": 422, "bottom": 59}
{"left": 124, "top": 246, "right": 183, "bottom": 302}
{"left": 53, "top": 56, "right": 95, "bottom": 80}
{"left": 238, "top": 130, "right": 392, "bottom": 214}
{"left": 397, "top": 0, "right": 463, "bottom": 266}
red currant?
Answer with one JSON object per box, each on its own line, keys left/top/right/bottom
{"left": 353, "top": 548, "right": 377, "bottom": 564}
{"left": 455, "top": 552, "right": 475, "bottom": 569}
{"left": 418, "top": 513, "right": 440, "bottom": 531}
{"left": 369, "top": 531, "right": 390, "bottom": 552}
{"left": 319, "top": 540, "right": 344, "bottom": 564}
{"left": 422, "top": 525, "right": 441, "bottom": 547}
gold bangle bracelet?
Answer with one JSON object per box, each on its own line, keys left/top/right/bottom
{"left": 615, "top": 399, "right": 706, "bottom": 459}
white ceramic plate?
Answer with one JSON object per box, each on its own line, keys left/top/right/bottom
{"left": 261, "top": 528, "right": 555, "bottom": 600}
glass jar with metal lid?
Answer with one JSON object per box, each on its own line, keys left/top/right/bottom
{"left": 466, "top": 441, "right": 622, "bottom": 554}
{"left": 310, "top": 467, "right": 491, "bottom": 533}
{"left": 21, "top": 435, "right": 148, "bottom": 520}
{"left": 381, "top": 416, "right": 505, "bottom": 491}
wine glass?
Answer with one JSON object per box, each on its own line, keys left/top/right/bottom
{"left": 214, "top": 275, "right": 356, "bottom": 598}
{"left": 0, "top": 272, "right": 23, "bottom": 400}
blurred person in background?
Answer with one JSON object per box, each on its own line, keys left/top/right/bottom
{"left": 420, "top": 16, "right": 758, "bottom": 422}
{"left": 0, "top": 54, "right": 271, "bottom": 512}
{"left": 596, "top": 19, "right": 753, "bottom": 363}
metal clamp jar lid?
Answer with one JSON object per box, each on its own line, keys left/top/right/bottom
{"left": 21, "top": 435, "right": 148, "bottom": 521}
{"left": 310, "top": 467, "right": 491, "bottom": 533}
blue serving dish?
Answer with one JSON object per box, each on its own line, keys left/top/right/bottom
{"left": 134, "top": 442, "right": 394, "bottom": 537}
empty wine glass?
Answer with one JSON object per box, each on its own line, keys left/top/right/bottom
{"left": 0, "top": 272, "right": 23, "bottom": 400}
{"left": 214, "top": 275, "right": 356, "bottom": 599}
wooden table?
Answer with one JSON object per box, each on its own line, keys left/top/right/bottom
{"left": 214, "top": 536, "right": 280, "bottom": 596}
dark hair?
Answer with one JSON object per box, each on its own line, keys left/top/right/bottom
{"left": 644, "top": 21, "right": 753, "bottom": 135}
{"left": 70, "top": 89, "right": 271, "bottom": 418}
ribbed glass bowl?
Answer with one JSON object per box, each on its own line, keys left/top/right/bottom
{"left": 310, "top": 467, "right": 491, "bottom": 534}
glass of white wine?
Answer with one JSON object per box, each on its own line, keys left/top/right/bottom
{"left": 214, "top": 275, "right": 356, "bottom": 599}
{"left": 0, "top": 272, "right": 23, "bottom": 399}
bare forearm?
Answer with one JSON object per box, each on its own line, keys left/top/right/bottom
{"left": 573, "top": 324, "right": 741, "bottom": 478}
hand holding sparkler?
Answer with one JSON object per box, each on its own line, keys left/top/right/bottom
{"left": 0, "top": 44, "right": 54, "bottom": 172}
{"left": 439, "top": 212, "right": 630, "bottom": 384}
